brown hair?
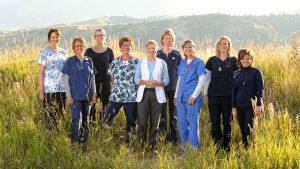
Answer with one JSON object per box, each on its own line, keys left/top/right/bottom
{"left": 237, "top": 48, "right": 254, "bottom": 68}
{"left": 119, "top": 36, "right": 134, "bottom": 48}
{"left": 160, "top": 28, "right": 175, "bottom": 47}
{"left": 71, "top": 37, "right": 87, "bottom": 51}
{"left": 215, "top": 35, "right": 232, "bottom": 56}
{"left": 181, "top": 40, "right": 196, "bottom": 58}
{"left": 48, "top": 28, "right": 61, "bottom": 42}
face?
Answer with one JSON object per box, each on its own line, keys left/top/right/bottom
{"left": 120, "top": 41, "right": 132, "bottom": 55}
{"left": 74, "top": 41, "right": 85, "bottom": 56}
{"left": 218, "top": 39, "right": 229, "bottom": 54}
{"left": 162, "top": 35, "right": 173, "bottom": 47}
{"left": 146, "top": 43, "right": 157, "bottom": 57}
{"left": 94, "top": 30, "right": 106, "bottom": 44}
{"left": 240, "top": 55, "right": 253, "bottom": 68}
{"left": 183, "top": 44, "right": 195, "bottom": 57}
{"left": 49, "top": 32, "right": 60, "bottom": 45}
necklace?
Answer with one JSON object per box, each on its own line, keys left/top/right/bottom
{"left": 242, "top": 68, "right": 251, "bottom": 86}
{"left": 217, "top": 57, "right": 231, "bottom": 71}
{"left": 185, "top": 58, "right": 194, "bottom": 74}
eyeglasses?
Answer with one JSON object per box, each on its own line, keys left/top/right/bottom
{"left": 74, "top": 45, "right": 85, "bottom": 48}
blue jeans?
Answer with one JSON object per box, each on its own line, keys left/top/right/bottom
{"left": 71, "top": 101, "right": 90, "bottom": 143}
{"left": 177, "top": 101, "right": 201, "bottom": 148}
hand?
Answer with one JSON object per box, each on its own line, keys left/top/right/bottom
{"left": 148, "top": 80, "right": 157, "bottom": 87}
{"left": 204, "top": 95, "right": 208, "bottom": 104}
{"left": 91, "top": 95, "right": 97, "bottom": 104}
{"left": 39, "top": 92, "right": 45, "bottom": 102}
{"left": 67, "top": 96, "right": 74, "bottom": 106}
{"left": 174, "top": 99, "right": 177, "bottom": 106}
{"left": 111, "top": 76, "right": 115, "bottom": 85}
{"left": 188, "top": 97, "right": 195, "bottom": 105}
{"left": 232, "top": 108, "right": 237, "bottom": 120}
{"left": 254, "top": 106, "right": 261, "bottom": 117}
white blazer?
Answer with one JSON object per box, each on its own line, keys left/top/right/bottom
{"left": 136, "top": 58, "right": 166, "bottom": 103}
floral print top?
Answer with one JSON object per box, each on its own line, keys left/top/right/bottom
{"left": 108, "top": 56, "right": 139, "bottom": 102}
{"left": 38, "top": 47, "right": 67, "bottom": 93}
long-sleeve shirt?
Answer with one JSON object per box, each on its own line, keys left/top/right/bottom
{"left": 134, "top": 59, "right": 169, "bottom": 87}
{"left": 232, "top": 67, "right": 264, "bottom": 108}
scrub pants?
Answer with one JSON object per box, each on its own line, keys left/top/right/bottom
{"left": 71, "top": 101, "right": 90, "bottom": 143}
{"left": 177, "top": 101, "right": 201, "bottom": 148}
{"left": 90, "top": 80, "right": 111, "bottom": 122}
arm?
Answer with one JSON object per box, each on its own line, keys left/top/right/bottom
{"left": 255, "top": 69, "right": 264, "bottom": 115}
{"left": 174, "top": 76, "right": 181, "bottom": 106}
{"left": 153, "top": 60, "right": 169, "bottom": 87}
{"left": 38, "top": 64, "right": 45, "bottom": 102}
{"left": 191, "top": 74, "right": 206, "bottom": 99}
{"left": 91, "top": 73, "right": 97, "bottom": 104}
{"left": 63, "top": 74, "right": 73, "bottom": 106}
{"left": 204, "top": 69, "right": 211, "bottom": 96}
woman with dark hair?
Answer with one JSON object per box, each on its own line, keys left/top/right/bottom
{"left": 84, "top": 28, "right": 114, "bottom": 123}
{"left": 38, "top": 28, "right": 67, "bottom": 131}
{"left": 105, "top": 36, "right": 139, "bottom": 144}
{"left": 232, "top": 48, "right": 264, "bottom": 148}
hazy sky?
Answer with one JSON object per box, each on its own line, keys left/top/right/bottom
{"left": 1, "top": 0, "right": 299, "bottom": 30}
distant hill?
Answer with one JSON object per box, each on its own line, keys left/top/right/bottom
{"left": 0, "top": 14, "right": 299, "bottom": 49}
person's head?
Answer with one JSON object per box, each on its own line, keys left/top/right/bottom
{"left": 146, "top": 40, "right": 158, "bottom": 57}
{"left": 161, "top": 28, "right": 175, "bottom": 48}
{"left": 237, "top": 48, "right": 254, "bottom": 69}
{"left": 119, "top": 36, "right": 134, "bottom": 55}
{"left": 72, "top": 37, "right": 87, "bottom": 56}
{"left": 48, "top": 28, "right": 61, "bottom": 45}
{"left": 182, "top": 40, "right": 196, "bottom": 58}
{"left": 93, "top": 28, "right": 106, "bottom": 44}
{"left": 215, "top": 36, "right": 232, "bottom": 56}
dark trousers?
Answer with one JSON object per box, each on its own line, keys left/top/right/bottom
{"left": 159, "top": 90, "right": 178, "bottom": 144}
{"left": 44, "top": 92, "right": 66, "bottom": 131}
{"left": 208, "top": 96, "right": 232, "bottom": 151}
{"left": 138, "top": 89, "right": 162, "bottom": 148}
{"left": 71, "top": 101, "right": 90, "bottom": 143}
{"left": 237, "top": 107, "right": 254, "bottom": 148}
{"left": 105, "top": 101, "right": 137, "bottom": 142}
{"left": 90, "top": 80, "right": 111, "bottom": 122}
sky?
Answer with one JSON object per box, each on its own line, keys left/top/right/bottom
{"left": 0, "top": 0, "right": 299, "bottom": 30}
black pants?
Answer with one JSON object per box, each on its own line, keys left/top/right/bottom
{"left": 44, "top": 92, "right": 66, "bottom": 131}
{"left": 159, "top": 90, "right": 178, "bottom": 144}
{"left": 138, "top": 89, "right": 162, "bottom": 148}
{"left": 237, "top": 107, "right": 254, "bottom": 148}
{"left": 105, "top": 101, "right": 137, "bottom": 143}
{"left": 90, "top": 80, "right": 111, "bottom": 122}
{"left": 208, "top": 96, "right": 232, "bottom": 151}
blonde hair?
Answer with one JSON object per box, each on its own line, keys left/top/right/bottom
{"left": 160, "top": 28, "right": 176, "bottom": 47}
{"left": 93, "top": 28, "right": 106, "bottom": 38}
{"left": 181, "top": 40, "right": 196, "bottom": 58}
{"left": 146, "top": 40, "right": 158, "bottom": 49}
{"left": 215, "top": 35, "right": 232, "bottom": 56}
{"left": 71, "top": 37, "right": 87, "bottom": 51}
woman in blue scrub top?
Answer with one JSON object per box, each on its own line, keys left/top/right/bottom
{"left": 175, "top": 40, "right": 206, "bottom": 149}
{"left": 61, "top": 37, "right": 97, "bottom": 144}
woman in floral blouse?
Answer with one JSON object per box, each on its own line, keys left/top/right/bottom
{"left": 38, "top": 28, "right": 67, "bottom": 131}
{"left": 104, "top": 36, "right": 139, "bottom": 143}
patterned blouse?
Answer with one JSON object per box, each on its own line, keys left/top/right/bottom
{"left": 108, "top": 56, "right": 139, "bottom": 102}
{"left": 38, "top": 47, "right": 67, "bottom": 93}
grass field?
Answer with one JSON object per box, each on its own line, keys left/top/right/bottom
{"left": 0, "top": 40, "right": 299, "bottom": 168}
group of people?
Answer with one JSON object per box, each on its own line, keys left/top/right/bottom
{"left": 38, "top": 27, "right": 264, "bottom": 154}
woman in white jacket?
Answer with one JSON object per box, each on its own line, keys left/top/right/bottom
{"left": 134, "top": 40, "right": 169, "bottom": 154}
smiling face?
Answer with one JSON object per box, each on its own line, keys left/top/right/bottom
{"left": 183, "top": 43, "right": 195, "bottom": 58}
{"left": 162, "top": 34, "right": 173, "bottom": 48}
{"left": 120, "top": 41, "right": 132, "bottom": 55}
{"left": 94, "top": 30, "right": 106, "bottom": 44}
{"left": 218, "top": 38, "right": 229, "bottom": 54}
{"left": 240, "top": 55, "right": 253, "bottom": 68}
{"left": 49, "top": 32, "right": 60, "bottom": 46}
{"left": 74, "top": 40, "right": 85, "bottom": 56}
{"left": 146, "top": 43, "right": 157, "bottom": 57}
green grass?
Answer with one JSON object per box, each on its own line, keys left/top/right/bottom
{"left": 0, "top": 42, "right": 299, "bottom": 168}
